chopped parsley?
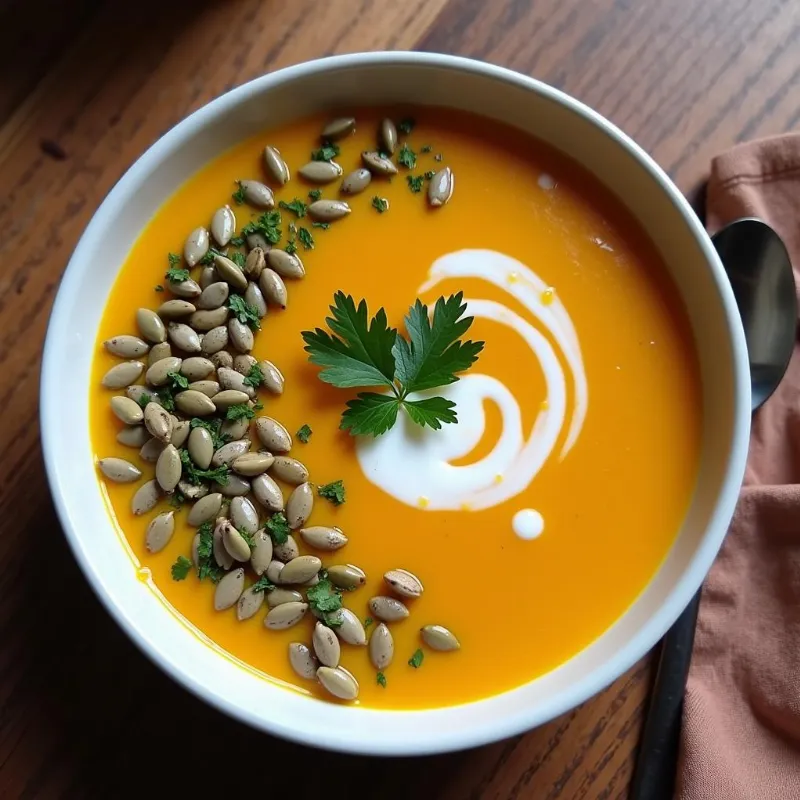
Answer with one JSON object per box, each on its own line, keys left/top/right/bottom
{"left": 230, "top": 235, "right": 245, "bottom": 247}
{"left": 253, "top": 399, "right": 264, "bottom": 411}
{"left": 135, "top": 392, "right": 152, "bottom": 410}
{"left": 251, "top": 574, "right": 275, "bottom": 593}
{"left": 156, "top": 388, "right": 176, "bottom": 412}
{"left": 278, "top": 198, "right": 307, "bottom": 218}
{"left": 189, "top": 417, "right": 226, "bottom": 449}
{"left": 311, "top": 143, "right": 340, "bottom": 162}
{"left": 406, "top": 175, "right": 425, "bottom": 193}
{"left": 285, "top": 241, "right": 297, "bottom": 255}
{"left": 397, "top": 143, "right": 416, "bottom": 169}
{"left": 424, "top": 170, "right": 436, "bottom": 180}
{"left": 311, "top": 222, "right": 329, "bottom": 229}
{"left": 232, "top": 181, "right": 247, "bottom": 205}
{"left": 165, "top": 266, "right": 191, "bottom": 284}
{"left": 371, "top": 196, "right": 389, "bottom": 213}
{"left": 227, "top": 295, "right": 261, "bottom": 331}
{"left": 154, "top": 284, "right": 164, "bottom": 292}
{"left": 377, "top": 672, "right": 387, "bottom": 688}
{"left": 265, "top": 512, "right": 290, "bottom": 545}
{"left": 296, "top": 424, "right": 312, "bottom": 443}
{"left": 242, "top": 364, "right": 264, "bottom": 389}
{"left": 239, "top": 529, "right": 255, "bottom": 548}
{"left": 231, "top": 251, "right": 246, "bottom": 268}
{"left": 226, "top": 403, "right": 255, "bottom": 421}
{"left": 199, "top": 247, "right": 224, "bottom": 266}
{"left": 168, "top": 492, "right": 185, "bottom": 509}
{"left": 364, "top": 617, "right": 374, "bottom": 631}
{"left": 179, "top": 449, "right": 230, "bottom": 485}
{"left": 408, "top": 649, "right": 424, "bottom": 669}
{"left": 307, "top": 578, "right": 343, "bottom": 627}
{"left": 171, "top": 555, "right": 193, "bottom": 581}
{"left": 397, "top": 117, "right": 415, "bottom": 134}
{"left": 318, "top": 480, "right": 345, "bottom": 505}
{"left": 167, "top": 371, "right": 189, "bottom": 390}
{"left": 420, "top": 145, "right": 432, "bottom": 153}
{"left": 197, "top": 521, "right": 224, "bottom": 583}
{"left": 241, "top": 210, "right": 282, "bottom": 245}
{"left": 297, "top": 227, "right": 314, "bottom": 250}
{"left": 168, "top": 252, "right": 181, "bottom": 267}
{"left": 308, "top": 189, "right": 322, "bottom": 201}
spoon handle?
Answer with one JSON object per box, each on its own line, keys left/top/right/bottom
{"left": 630, "top": 591, "right": 701, "bottom": 800}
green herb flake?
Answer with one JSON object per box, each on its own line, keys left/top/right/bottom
{"left": 197, "top": 521, "right": 224, "bottom": 583}
{"left": 168, "top": 252, "right": 182, "bottom": 267}
{"left": 285, "top": 241, "right": 298, "bottom": 255}
{"left": 406, "top": 175, "right": 425, "bottom": 194}
{"left": 232, "top": 181, "right": 247, "bottom": 205}
{"left": 241, "top": 210, "right": 282, "bottom": 245}
{"left": 424, "top": 170, "right": 436, "bottom": 180}
{"left": 171, "top": 555, "right": 193, "bottom": 581}
{"left": 136, "top": 392, "right": 152, "bottom": 410}
{"left": 297, "top": 227, "right": 314, "bottom": 250}
{"left": 311, "top": 221, "right": 329, "bottom": 229}
{"left": 265, "top": 512, "right": 290, "bottom": 545}
{"left": 227, "top": 294, "right": 261, "bottom": 331}
{"left": 200, "top": 247, "right": 224, "bottom": 266}
{"left": 179, "top": 449, "right": 230, "bottom": 486}
{"left": 189, "top": 417, "right": 226, "bottom": 449}
{"left": 318, "top": 480, "right": 346, "bottom": 506}
{"left": 239, "top": 529, "right": 255, "bottom": 548}
{"left": 371, "top": 196, "right": 389, "bottom": 213}
{"left": 242, "top": 364, "right": 264, "bottom": 389}
{"left": 296, "top": 424, "right": 312, "bottom": 443}
{"left": 377, "top": 671, "right": 387, "bottom": 688}
{"left": 251, "top": 574, "right": 275, "bottom": 593}
{"left": 230, "top": 235, "right": 245, "bottom": 247}
{"left": 226, "top": 403, "right": 255, "bottom": 422}
{"left": 364, "top": 617, "right": 374, "bottom": 631}
{"left": 156, "top": 388, "right": 176, "bottom": 412}
{"left": 311, "top": 143, "right": 341, "bottom": 162}
{"left": 397, "top": 143, "right": 416, "bottom": 169}
{"left": 167, "top": 371, "right": 189, "bottom": 390}
{"left": 307, "top": 578, "right": 343, "bottom": 622}
{"left": 253, "top": 399, "right": 264, "bottom": 411}
{"left": 231, "top": 251, "right": 246, "bottom": 268}
{"left": 278, "top": 198, "right": 307, "bottom": 218}
{"left": 408, "top": 649, "right": 424, "bottom": 669}
{"left": 154, "top": 284, "right": 165, "bottom": 293}
{"left": 420, "top": 145, "right": 432, "bottom": 153}
{"left": 397, "top": 118, "right": 416, "bottom": 134}
{"left": 308, "top": 189, "right": 322, "bottom": 201}
{"left": 165, "top": 266, "right": 191, "bottom": 284}
{"left": 168, "top": 492, "right": 185, "bottom": 509}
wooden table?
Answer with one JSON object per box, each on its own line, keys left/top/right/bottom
{"left": 1, "top": 0, "right": 796, "bottom": 796}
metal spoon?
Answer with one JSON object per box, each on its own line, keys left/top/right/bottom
{"left": 631, "top": 217, "right": 795, "bottom": 800}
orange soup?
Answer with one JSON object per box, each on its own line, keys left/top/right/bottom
{"left": 91, "top": 109, "right": 701, "bottom": 708}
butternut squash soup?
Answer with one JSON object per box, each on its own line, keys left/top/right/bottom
{"left": 91, "top": 109, "right": 701, "bottom": 709}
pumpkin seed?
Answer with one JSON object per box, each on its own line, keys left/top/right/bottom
{"left": 188, "top": 426, "right": 214, "bottom": 469}
{"left": 214, "top": 253, "right": 248, "bottom": 292}
{"left": 184, "top": 226, "right": 210, "bottom": 266}
{"left": 146, "top": 356, "right": 183, "bottom": 387}
{"left": 132, "top": 479, "right": 161, "bottom": 515}
{"left": 250, "top": 529, "right": 273, "bottom": 575}
{"left": 379, "top": 118, "right": 398, "bottom": 154}
{"left": 298, "top": 160, "right": 343, "bottom": 183}
{"left": 288, "top": 642, "right": 318, "bottom": 679}
{"left": 191, "top": 533, "right": 201, "bottom": 567}
{"left": 331, "top": 608, "right": 367, "bottom": 646}
{"left": 258, "top": 360, "right": 285, "bottom": 395}
{"left": 187, "top": 492, "right": 223, "bottom": 526}
{"left": 273, "top": 534, "right": 299, "bottom": 564}
{"left": 101, "top": 361, "right": 144, "bottom": 389}
{"left": 280, "top": 554, "right": 321, "bottom": 584}
{"left": 104, "top": 335, "right": 149, "bottom": 359}
{"left": 317, "top": 666, "right": 359, "bottom": 701}
{"left": 328, "top": 564, "right": 367, "bottom": 591}
{"left": 211, "top": 438, "right": 251, "bottom": 467}
{"left": 175, "top": 389, "right": 216, "bottom": 416}
{"left": 244, "top": 248, "right": 266, "bottom": 280}
{"left": 265, "top": 601, "right": 308, "bottom": 630}
{"left": 145, "top": 511, "right": 175, "bottom": 553}
{"left": 168, "top": 322, "right": 202, "bottom": 353}
{"left": 232, "top": 452, "right": 274, "bottom": 477}
{"left": 144, "top": 402, "right": 173, "bottom": 442}
{"left": 179, "top": 479, "right": 209, "bottom": 500}
{"left": 251, "top": 473, "right": 284, "bottom": 512}
{"left": 246, "top": 231, "right": 270, "bottom": 252}
{"left": 139, "top": 437, "right": 165, "bottom": 463}
{"left": 236, "top": 586, "right": 265, "bottom": 621}
{"left": 307, "top": 199, "right": 351, "bottom": 222}
{"left": 213, "top": 520, "right": 234, "bottom": 569}
{"left": 420, "top": 624, "right": 460, "bottom": 651}
{"left": 136, "top": 308, "right": 167, "bottom": 344}
{"left": 217, "top": 367, "right": 255, "bottom": 399}
{"left": 255, "top": 417, "right": 291, "bottom": 452}
{"left": 266, "top": 559, "right": 284, "bottom": 584}
{"left": 263, "top": 145, "right": 290, "bottom": 186}
{"left": 200, "top": 325, "right": 229, "bottom": 354}
{"left": 221, "top": 415, "right": 249, "bottom": 440}
{"left": 172, "top": 419, "right": 190, "bottom": 448}
{"left": 340, "top": 168, "right": 372, "bottom": 194}
{"left": 187, "top": 379, "right": 220, "bottom": 397}
{"left": 322, "top": 116, "right": 356, "bottom": 140}
{"left": 215, "top": 474, "right": 251, "bottom": 497}
{"left": 369, "top": 623, "right": 394, "bottom": 669}
{"left": 169, "top": 279, "right": 202, "bottom": 299}
{"left": 212, "top": 389, "right": 250, "bottom": 410}
{"left": 230, "top": 496, "right": 259, "bottom": 534}
{"left": 210, "top": 350, "right": 233, "bottom": 370}
{"left": 97, "top": 457, "right": 141, "bottom": 483}
{"left": 299, "top": 526, "right": 348, "bottom": 552}
{"left": 155, "top": 444, "right": 181, "bottom": 492}
{"left": 244, "top": 281, "right": 267, "bottom": 319}
{"left": 228, "top": 318, "right": 254, "bottom": 353}
{"left": 116, "top": 425, "right": 150, "bottom": 447}
{"left": 368, "top": 596, "right": 409, "bottom": 622}
{"left": 214, "top": 568, "right": 245, "bottom": 611}
{"left": 221, "top": 520, "right": 251, "bottom": 561}
{"left": 266, "top": 249, "right": 305, "bottom": 280}
{"left": 190, "top": 305, "right": 230, "bottom": 332}
{"left": 270, "top": 456, "right": 308, "bottom": 485}
{"left": 286, "top": 482, "right": 313, "bottom": 530}
{"left": 428, "top": 167, "right": 454, "bottom": 207}
{"left": 362, "top": 150, "right": 397, "bottom": 176}
{"left": 211, "top": 205, "right": 236, "bottom": 247}
{"left": 147, "top": 341, "right": 172, "bottom": 366}
{"left": 199, "top": 266, "right": 216, "bottom": 290}
{"left": 110, "top": 395, "right": 144, "bottom": 425}
{"left": 239, "top": 179, "right": 275, "bottom": 208}
{"left": 157, "top": 299, "right": 196, "bottom": 319}
{"left": 126, "top": 385, "right": 157, "bottom": 406}
{"left": 384, "top": 568, "right": 424, "bottom": 598}
{"left": 313, "top": 621, "right": 341, "bottom": 668}
{"left": 233, "top": 354, "right": 256, "bottom": 375}
{"left": 259, "top": 268, "right": 288, "bottom": 308}
{"left": 180, "top": 356, "right": 214, "bottom": 382}
{"left": 268, "top": 588, "right": 303, "bottom": 608}
{"left": 196, "top": 281, "right": 229, "bottom": 310}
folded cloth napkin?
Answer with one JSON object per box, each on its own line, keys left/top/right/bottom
{"left": 677, "top": 134, "right": 800, "bottom": 800}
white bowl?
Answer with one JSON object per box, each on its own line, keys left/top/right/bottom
{"left": 41, "top": 52, "right": 750, "bottom": 755}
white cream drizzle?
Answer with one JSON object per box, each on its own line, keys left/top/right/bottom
{"left": 354, "top": 249, "right": 588, "bottom": 539}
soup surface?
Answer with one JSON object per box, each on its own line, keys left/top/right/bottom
{"left": 91, "top": 108, "right": 701, "bottom": 708}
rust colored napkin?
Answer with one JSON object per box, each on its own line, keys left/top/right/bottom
{"left": 677, "top": 134, "right": 800, "bottom": 800}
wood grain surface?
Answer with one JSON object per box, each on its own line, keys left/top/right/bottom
{"left": 0, "top": 0, "right": 797, "bottom": 797}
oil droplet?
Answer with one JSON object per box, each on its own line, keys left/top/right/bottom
{"left": 136, "top": 567, "right": 151, "bottom": 583}
{"left": 540, "top": 398, "right": 550, "bottom": 411}
{"left": 417, "top": 496, "right": 430, "bottom": 509}
{"left": 493, "top": 474, "right": 504, "bottom": 485}
{"left": 507, "top": 271, "right": 519, "bottom": 284}
{"left": 540, "top": 287, "right": 556, "bottom": 306}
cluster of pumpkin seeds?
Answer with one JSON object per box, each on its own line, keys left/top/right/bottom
{"left": 97, "top": 114, "right": 457, "bottom": 702}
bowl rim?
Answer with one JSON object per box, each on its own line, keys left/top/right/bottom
{"left": 40, "top": 50, "right": 751, "bottom": 754}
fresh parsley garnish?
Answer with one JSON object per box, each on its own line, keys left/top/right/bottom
{"left": 165, "top": 266, "right": 191, "bottom": 284}
{"left": 296, "top": 424, "right": 312, "bottom": 443}
{"left": 308, "top": 189, "right": 322, "bottom": 201}
{"left": 241, "top": 210, "right": 282, "bottom": 245}
{"left": 397, "top": 143, "right": 416, "bottom": 169}
{"left": 230, "top": 235, "right": 245, "bottom": 247}
{"left": 307, "top": 578, "right": 343, "bottom": 627}
{"left": 311, "top": 143, "right": 340, "bottom": 162}
{"left": 301, "top": 292, "right": 484, "bottom": 436}
{"left": 311, "top": 222, "right": 329, "bottom": 229}
{"left": 406, "top": 175, "right": 424, "bottom": 193}
{"left": 251, "top": 574, "right": 275, "bottom": 593}
{"left": 377, "top": 671, "right": 387, "bottom": 688}
{"left": 285, "top": 241, "right": 298, "bottom": 255}
{"left": 189, "top": 417, "right": 226, "bottom": 449}
{"left": 227, "top": 295, "right": 261, "bottom": 331}
{"left": 253, "top": 399, "right": 264, "bottom": 411}
{"left": 136, "top": 392, "right": 152, "bottom": 410}
{"left": 155, "top": 284, "right": 164, "bottom": 292}
{"left": 226, "top": 403, "right": 255, "bottom": 421}
{"left": 232, "top": 181, "right": 247, "bottom": 205}
{"left": 179, "top": 449, "right": 230, "bottom": 485}
{"left": 168, "top": 492, "right": 185, "bottom": 509}
{"left": 231, "top": 251, "right": 246, "bottom": 268}
{"left": 397, "top": 118, "right": 415, "bottom": 134}
{"left": 420, "top": 145, "right": 432, "bottom": 153}
{"left": 364, "top": 617, "right": 374, "bottom": 630}
{"left": 156, "top": 388, "right": 176, "bottom": 412}
{"left": 424, "top": 170, "right": 435, "bottom": 180}
{"left": 167, "top": 371, "right": 189, "bottom": 390}
{"left": 242, "top": 364, "right": 264, "bottom": 389}
{"left": 168, "top": 252, "right": 181, "bottom": 267}
{"left": 279, "top": 198, "right": 307, "bottom": 217}
{"left": 171, "top": 555, "right": 192, "bottom": 581}
{"left": 239, "top": 529, "right": 255, "bottom": 548}
{"left": 408, "top": 649, "right": 424, "bottom": 668}
{"left": 371, "top": 196, "right": 389, "bottom": 213}
{"left": 265, "top": 512, "right": 290, "bottom": 545}
{"left": 318, "top": 480, "right": 345, "bottom": 505}
{"left": 199, "top": 247, "right": 224, "bottom": 266}
{"left": 297, "top": 227, "right": 314, "bottom": 250}
{"left": 196, "top": 521, "right": 224, "bottom": 583}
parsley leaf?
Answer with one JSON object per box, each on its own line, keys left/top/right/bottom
{"left": 307, "top": 578, "right": 343, "bottom": 628}
{"left": 179, "top": 449, "right": 230, "bottom": 485}
{"left": 371, "top": 196, "right": 389, "bottom": 213}
{"left": 296, "top": 424, "right": 312, "bottom": 443}
{"left": 340, "top": 393, "right": 400, "bottom": 436}
{"left": 239, "top": 529, "right": 255, "bottom": 548}
{"left": 226, "top": 403, "right": 255, "bottom": 421}
{"left": 397, "top": 118, "right": 415, "bottom": 134}
{"left": 242, "top": 364, "right": 264, "bottom": 389}
{"left": 230, "top": 235, "right": 245, "bottom": 247}
{"left": 241, "top": 210, "right": 282, "bottom": 245}
{"left": 311, "top": 143, "right": 340, "bottom": 162}
{"left": 308, "top": 189, "right": 322, "bottom": 201}
{"left": 279, "top": 198, "right": 307, "bottom": 217}
{"left": 403, "top": 396, "right": 457, "bottom": 429}
{"left": 406, "top": 175, "right": 425, "bottom": 193}
{"left": 171, "top": 555, "right": 192, "bottom": 581}
{"left": 311, "top": 221, "right": 329, "bottom": 229}
{"left": 165, "top": 266, "right": 191, "bottom": 283}
{"left": 364, "top": 617, "right": 374, "bottom": 630}
{"left": 424, "top": 170, "right": 435, "bottom": 180}
{"left": 420, "top": 145, "right": 432, "bottom": 153}
{"left": 156, "top": 388, "right": 176, "bottom": 412}
{"left": 197, "top": 522, "right": 213, "bottom": 558}
{"left": 251, "top": 574, "right": 275, "bottom": 593}
{"left": 297, "top": 227, "right": 314, "bottom": 250}
{"left": 200, "top": 247, "right": 224, "bottom": 266}
{"left": 285, "top": 241, "right": 297, "bottom": 255}
{"left": 265, "top": 512, "right": 290, "bottom": 545}
{"left": 377, "top": 671, "right": 387, "bottom": 688}
{"left": 168, "top": 252, "right": 181, "bottom": 267}
{"left": 168, "top": 492, "right": 185, "bottom": 509}
{"left": 197, "top": 521, "right": 224, "bottom": 583}
{"left": 232, "top": 181, "right": 247, "bottom": 205}
{"left": 318, "top": 480, "right": 345, "bottom": 505}
{"left": 231, "top": 251, "right": 246, "bottom": 268}
{"left": 135, "top": 392, "right": 152, "bottom": 410}
{"left": 167, "top": 371, "right": 189, "bottom": 390}
{"left": 227, "top": 295, "right": 261, "bottom": 331}
{"left": 408, "top": 649, "right": 424, "bottom": 668}
{"left": 397, "top": 143, "right": 416, "bottom": 169}
{"left": 189, "top": 417, "right": 226, "bottom": 449}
